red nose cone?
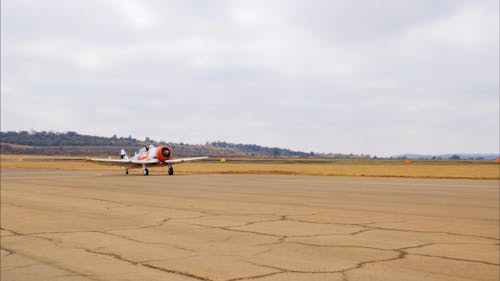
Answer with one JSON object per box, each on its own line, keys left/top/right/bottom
{"left": 157, "top": 146, "right": 172, "bottom": 162}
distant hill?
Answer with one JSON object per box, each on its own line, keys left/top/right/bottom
{"left": 1, "top": 130, "right": 345, "bottom": 158}
{"left": 391, "top": 153, "right": 499, "bottom": 160}
{"left": 2, "top": 131, "right": 495, "bottom": 159}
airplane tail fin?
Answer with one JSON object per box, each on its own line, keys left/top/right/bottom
{"left": 120, "top": 149, "right": 129, "bottom": 160}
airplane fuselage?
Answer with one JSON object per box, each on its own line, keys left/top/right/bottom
{"left": 131, "top": 145, "right": 172, "bottom": 162}
{"left": 91, "top": 144, "right": 207, "bottom": 176}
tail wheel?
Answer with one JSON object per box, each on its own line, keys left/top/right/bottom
{"left": 143, "top": 168, "right": 149, "bottom": 176}
{"left": 125, "top": 169, "right": 129, "bottom": 175}
{"left": 168, "top": 167, "right": 174, "bottom": 175}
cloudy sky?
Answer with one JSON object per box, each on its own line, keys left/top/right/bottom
{"left": 1, "top": 0, "right": 498, "bottom": 156}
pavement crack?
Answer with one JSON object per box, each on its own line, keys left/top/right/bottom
{"left": 246, "top": 243, "right": 435, "bottom": 277}
{"left": 277, "top": 235, "right": 288, "bottom": 243}
{"left": 349, "top": 227, "right": 376, "bottom": 235}
{"left": 0, "top": 226, "right": 24, "bottom": 236}
{"left": 85, "top": 249, "right": 139, "bottom": 265}
{"left": 85, "top": 248, "right": 213, "bottom": 280}
{"left": 133, "top": 218, "right": 170, "bottom": 229}
{"left": 409, "top": 253, "right": 500, "bottom": 266}
{"left": 102, "top": 231, "right": 197, "bottom": 252}
{"left": 252, "top": 247, "right": 273, "bottom": 257}
{"left": 16, "top": 217, "right": 172, "bottom": 235}
{"left": 191, "top": 224, "right": 282, "bottom": 238}
{"left": 225, "top": 271, "right": 283, "bottom": 281}
{"left": 81, "top": 197, "right": 132, "bottom": 208}
{"left": 106, "top": 204, "right": 134, "bottom": 210}
{"left": 286, "top": 241, "right": 395, "bottom": 252}
{"left": 338, "top": 251, "right": 406, "bottom": 275}
{"left": 396, "top": 243, "right": 435, "bottom": 251}
{"left": 1, "top": 229, "right": 67, "bottom": 247}
{"left": 278, "top": 218, "right": 500, "bottom": 241}
{"left": 1, "top": 246, "right": 100, "bottom": 281}
{"left": 245, "top": 260, "right": 348, "bottom": 275}
{"left": 220, "top": 215, "right": 286, "bottom": 228}
{"left": 356, "top": 225, "right": 500, "bottom": 241}
{"left": 168, "top": 214, "right": 225, "bottom": 223}
{"left": 2, "top": 263, "right": 38, "bottom": 272}
{"left": 142, "top": 263, "right": 213, "bottom": 281}
{"left": 1, "top": 247, "right": 15, "bottom": 257}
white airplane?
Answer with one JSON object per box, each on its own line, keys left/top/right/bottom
{"left": 89, "top": 144, "right": 207, "bottom": 175}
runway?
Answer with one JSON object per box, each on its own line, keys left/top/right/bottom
{"left": 1, "top": 169, "right": 499, "bottom": 281}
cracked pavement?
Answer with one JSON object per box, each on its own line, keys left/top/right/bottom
{"left": 1, "top": 169, "right": 499, "bottom": 281}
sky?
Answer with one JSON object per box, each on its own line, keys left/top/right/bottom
{"left": 1, "top": 0, "right": 498, "bottom": 156}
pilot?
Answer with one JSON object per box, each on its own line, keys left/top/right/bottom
{"left": 145, "top": 144, "right": 149, "bottom": 152}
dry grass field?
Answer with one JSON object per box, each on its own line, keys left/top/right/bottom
{"left": 1, "top": 154, "right": 498, "bottom": 179}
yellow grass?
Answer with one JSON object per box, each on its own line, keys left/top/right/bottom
{"left": 177, "top": 162, "right": 500, "bottom": 179}
{"left": 1, "top": 154, "right": 499, "bottom": 179}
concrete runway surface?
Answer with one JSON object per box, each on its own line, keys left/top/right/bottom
{"left": 1, "top": 169, "right": 499, "bottom": 281}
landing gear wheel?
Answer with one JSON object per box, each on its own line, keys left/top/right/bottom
{"left": 143, "top": 168, "right": 149, "bottom": 176}
{"left": 125, "top": 169, "right": 129, "bottom": 175}
{"left": 168, "top": 167, "right": 174, "bottom": 175}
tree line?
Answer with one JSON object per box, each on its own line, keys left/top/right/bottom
{"left": 207, "top": 141, "right": 317, "bottom": 157}
{"left": 0, "top": 131, "right": 142, "bottom": 146}
{"left": 2, "top": 131, "right": 370, "bottom": 158}
{"left": 1, "top": 131, "right": 329, "bottom": 158}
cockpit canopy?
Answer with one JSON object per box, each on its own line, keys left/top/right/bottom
{"left": 137, "top": 144, "right": 156, "bottom": 155}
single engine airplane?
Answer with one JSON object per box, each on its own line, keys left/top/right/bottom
{"left": 89, "top": 144, "right": 207, "bottom": 175}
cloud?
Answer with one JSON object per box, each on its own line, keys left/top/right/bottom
{"left": 1, "top": 0, "right": 498, "bottom": 155}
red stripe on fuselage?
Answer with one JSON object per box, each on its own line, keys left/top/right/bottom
{"left": 138, "top": 151, "right": 150, "bottom": 160}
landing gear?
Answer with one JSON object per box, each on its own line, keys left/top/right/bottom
{"left": 143, "top": 168, "right": 149, "bottom": 176}
{"left": 168, "top": 166, "right": 174, "bottom": 176}
{"left": 125, "top": 169, "right": 129, "bottom": 175}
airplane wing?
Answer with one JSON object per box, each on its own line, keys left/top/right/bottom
{"left": 88, "top": 158, "right": 159, "bottom": 167}
{"left": 164, "top": 157, "right": 208, "bottom": 165}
